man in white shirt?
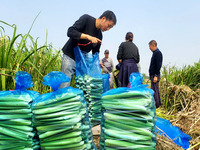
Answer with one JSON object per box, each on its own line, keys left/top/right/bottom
{"left": 100, "top": 50, "right": 114, "bottom": 88}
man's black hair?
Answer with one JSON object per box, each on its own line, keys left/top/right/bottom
{"left": 149, "top": 40, "right": 157, "bottom": 46}
{"left": 125, "top": 32, "right": 133, "bottom": 42}
{"left": 99, "top": 10, "right": 117, "bottom": 25}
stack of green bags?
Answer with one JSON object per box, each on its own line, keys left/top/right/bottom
{"left": 76, "top": 75, "right": 103, "bottom": 127}
{"left": 74, "top": 46, "right": 103, "bottom": 127}
{"left": 0, "top": 71, "right": 40, "bottom": 150}
{"left": 76, "top": 88, "right": 96, "bottom": 150}
{"left": 32, "top": 71, "right": 96, "bottom": 150}
{"left": 32, "top": 91, "right": 83, "bottom": 149}
{"left": 100, "top": 87, "right": 156, "bottom": 150}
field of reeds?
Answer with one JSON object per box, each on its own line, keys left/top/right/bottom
{"left": 160, "top": 62, "right": 200, "bottom": 113}
{"left": 0, "top": 20, "right": 61, "bottom": 93}
{"left": 1, "top": 20, "right": 200, "bottom": 149}
{"left": 157, "top": 61, "right": 200, "bottom": 149}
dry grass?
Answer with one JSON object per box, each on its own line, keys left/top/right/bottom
{"left": 156, "top": 134, "right": 183, "bottom": 150}
{"left": 160, "top": 79, "right": 199, "bottom": 114}
{"left": 159, "top": 79, "right": 200, "bottom": 149}
{"left": 170, "top": 96, "right": 200, "bottom": 150}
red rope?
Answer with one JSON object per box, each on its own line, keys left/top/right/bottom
{"left": 77, "top": 42, "right": 91, "bottom": 46}
{"left": 77, "top": 41, "right": 102, "bottom": 46}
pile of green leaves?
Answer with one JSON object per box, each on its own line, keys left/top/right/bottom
{"left": 32, "top": 87, "right": 96, "bottom": 150}
{"left": 76, "top": 75, "right": 103, "bottom": 127}
{"left": 0, "top": 90, "right": 40, "bottom": 149}
{"left": 100, "top": 88, "right": 156, "bottom": 150}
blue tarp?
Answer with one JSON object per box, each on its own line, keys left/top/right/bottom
{"left": 156, "top": 117, "right": 192, "bottom": 149}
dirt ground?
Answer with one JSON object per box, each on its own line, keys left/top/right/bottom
{"left": 92, "top": 125, "right": 101, "bottom": 150}
{"left": 93, "top": 135, "right": 100, "bottom": 150}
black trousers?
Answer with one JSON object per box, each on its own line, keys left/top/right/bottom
{"left": 150, "top": 75, "right": 161, "bottom": 108}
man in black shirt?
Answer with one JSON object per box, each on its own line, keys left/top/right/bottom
{"left": 60, "top": 10, "right": 117, "bottom": 87}
{"left": 149, "top": 40, "right": 163, "bottom": 108}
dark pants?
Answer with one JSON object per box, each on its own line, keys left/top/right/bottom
{"left": 118, "top": 59, "right": 138, "bottom": 87}
{"left": 150, "top": 75, "right": 161, "bottom": 108}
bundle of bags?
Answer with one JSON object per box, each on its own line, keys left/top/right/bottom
{"left": 74, "top": 46, "right": 103, "bottom": 127}
{"left": 76, "top": 75, "right": 103, "bottom": 127}
{"left": 32, "top": 71, "right": 96, "bottom": 150}
{"left": 0, "top": 71, "right": 40, "bottom": 150}
{"left": 100, "top": 73, "right": 156, "bottom": 150}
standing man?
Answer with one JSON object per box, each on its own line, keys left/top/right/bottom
{"left": 60, "top": 10, "right": 117, "bottom": 88}
{"left": 149, "top": 40, "right": 163, "bottom": 108}
{"left": 100, "top": 49, "right": 114, "bottom": 88}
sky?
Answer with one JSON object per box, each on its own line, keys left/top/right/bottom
{"left": 1, "top": 0, "right": 200, "bottom": 75}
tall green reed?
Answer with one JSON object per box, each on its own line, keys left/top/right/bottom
{"left": 160, "top": 61, "right": 200, "bottom": 111}
{"left": 162, "top": 61, "right": 200, "bottom": 91}
{"left": 0, "top": 15, "right": 61, "bottom": 93}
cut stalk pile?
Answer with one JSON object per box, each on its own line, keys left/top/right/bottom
{"left": 0, "top": 90, "right": 40, "bottom": 150}
{"left": 100, "top": 87, "right": 157, "bottom": 150}
{"left": 74, "top": 46, "right": 103, "bottom": 127}
{"left": 76, "top": 75, "right": 103, "bottom": 127}
{"left": 32, "top": 87, "right": 96, "bottom": 150}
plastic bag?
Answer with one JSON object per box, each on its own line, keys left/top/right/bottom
{"left": 89, "top": 52, "right": 102, "bottom": 78}
{"left": 74, "top": 46, "right": 102, "bottom": 78}
{"left": 129, "top": 72, "right": 143, "bottom": 88}
{"left": 76, "top": 74, "right": 103, "bottom": 126}
{"left": 74, "top": 46, "right": 103, "bottom": 126}
{"left": 0, "top": 71, "right": 40, "bottom": 149}
{"left": 156, "top": 117, "right": 192, "bottom": 149}
{"left": 74, "top": 46, "right": 89, "bottom": 77}
{"left": 100, "top": 76, "right": 156, "bottom": 150}
{"left": 102, "top": 74, "right": 110, "bottom": 93}
{"left": 15, "top": 71, "right": 34, "bottom": 90}
{"left": 32, "top": 71, "right": 96, "bottom": 150}
{"left": 42, "top": 71, "right": 70, "bottom": 91}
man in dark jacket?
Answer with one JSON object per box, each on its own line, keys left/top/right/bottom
{"left": 149, "top": 40, "right": 163, "bottom": 108}
{"left": 60, "top": 10, "right": 117, "bottom": 87}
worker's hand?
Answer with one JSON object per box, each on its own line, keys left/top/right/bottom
{"left": 100, "top": 62, "right": 104, "bottom": 69}
{"left": 87, "top": 35, "right": 101, "bottom": 44}
{"left": 118, "top": 59, "right": 122, "bottom": 63}
{"left": 153, "top": 76, "right": 158, "bottom": 83}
